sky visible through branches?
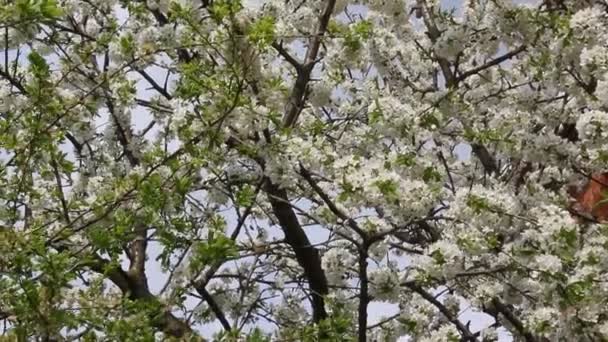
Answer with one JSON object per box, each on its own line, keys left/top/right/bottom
{"left": 0, "top": 0, "right": 536, "bottom": 340}
{"left": 130, "top": 0, "right": 534, "bottom": 340}
{"left": 8, "top": 0, "right": 607, "bottom": 341}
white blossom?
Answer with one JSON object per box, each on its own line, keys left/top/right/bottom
{"left": 369, "top": 267, "right": 400, "bottom": 302}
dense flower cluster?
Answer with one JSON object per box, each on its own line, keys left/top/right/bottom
{"left": 1, "top": 0, "right": 608, "bottom": 341}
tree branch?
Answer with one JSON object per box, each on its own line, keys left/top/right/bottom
{"left": 136, "top": 67, "right": 173, "bottom": 100}
{"left": 272, "top": 41, "right": 303, "bottom": 72}
{"left": 300, "top": 166, "right": 366, "bottom": 239}
{"left": 419, "top": 0, "right": 456, "bottom": 87}
{"left": 488, "top": 298, "right": 537, "bottom": 342}
{"left": 282, "top": 0, "right": 337, "bottom": 127}
{"left": 357, "top": 247, "right": 369, "bottom": 342}
{"left": 471, "top": 143, "right": 499, "bottom": 175}
{"left": 263, "top": 179, "right": 329, "bottom": 322}
{"left": 197, "top": 286, "right": 232, "bottom": 332}
{"left": 83, "top": 255, "right": 197, "bottom": 338}
{"left": 406, "top": 282, "right": 479, "bottom": 341}
{"left": 456, "top": 46, "right": 526, "bottom": 83}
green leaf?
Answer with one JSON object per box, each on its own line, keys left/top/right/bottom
{"left": 419, "top": 113, "right": 440, "bottom": 129}
{"left": 395, "top": 153, "right": 416, "bottom": 167}
{"left": 343, "top": 20, "right": 373, "bottom": 52}
{"left": 563, "top": 280, "right": 591, "bottom": 304}
{"left": 422, "top": 166, "right": 442, "bottom": 183}
{"left": 466, "top": 194, "right": 492, "bottom": 214}
{"left": 399, "top": 318, "right": 418, "bottom": 333}
{"left": 210, "top": 0, "right": 243, "bottom": 21}
{"left": 374, "top": 179, "right": 398, "bottom": 198}
{"left": 246, "top": 328, "right": 271, "bottom": 342}
{"left": 175, "top": 176, "right": 193, "bottom": 196}
{"left": 485, "top": 233, "right": 501, "bottom": 250}
{"left": 138, "top": 173, "right": 165, "bottom": 210}
{"left": 236, "top": 184, "right": 256, "bottom": 207}
{"left": 39, "top": 0, "right": 62, "bottom": 18}
{"left": 28, "top": 51, "right": 50, "bottom": 78}
{"left": 369, "top": 99, "right": 383, "bottom": 124}
{"left": 352, "top": 20, "right": 373, "bottom": 40}
{"left": 248, "top": 16, "right": 276, "bottom": 47}
{"left": 556, "top": 227, "right": 577, "bottom": 249}
{"left": 119, "top": 34, "right": 135, "bottom": 57}
{"left": 430, "top": 249, "right": 446, "bottom": 265}
{"left": 190, "top": 234, "right": 238, "bottom": 270}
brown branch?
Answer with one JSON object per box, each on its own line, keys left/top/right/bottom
{"left": 144, "top": 6, "right": 193, "bottom": 62}
{"left": 263, "top": 179, "right": 329, "bottom": 322}
{"left": 419, "top": 1, "right": 456, "bottom": 87}
{"left": 357, "top": 247, "right": 369, "bottom": 342}
{"left": 102, "top": 95, "right": 149, "bottom": 287}
{"left": 554, "top": 122, "right": 579, "bottom": 142}
{"left": 488, "top": 299, "right": 537, "bottom": 342}
{"left": 272, "top": 41, "right": 303, "bottom": 72}
{"left": 300, "top": 166, "right": 366, "bottom": 239}
{"left": 192, "top": 181, "right": 263, "bottom": 290}
{"left": 64, "top": 132, "right": 83, "bottom": 154}
{"left": 513, "top": 161, "right": 533, "bottom": 193}
{"left": 197, "top": 286, "right": 232, "bottom": 331}
{"left": 187, "top": 182, "right": 263, "bottom": 333}
{"left": 80, "top": 255, "right": 196, "bottom": 338}
{"left": 282, "top": 0, "right": 337, "bottom": 128}
{"left": 137, "top": 0, "right": 398, "bottom": 332}
{"left": 94, "top": 60, "right": 151, "bottom": 286}
{"left": 136, "top": 68, "right": 173, "bottom": 100}
{"left": 456, "top": 46, "right": 526, "bottom": 83}
{"left": 471, "top": 143, "right": 498, "bottom": 175}
{"left": 127, "top": 223, "right": 149, "bottom": 292}
{"left": 0, "top": 68, "right": 26, "bottom": 93}
{"left": 419, "top": 2, "right": 501, "bottom": 177}
{"left": 438, "top": 151, "right": 456, "bottom": 194}
{"left": 105, "top": 95, "right": 139, "bottom": 166}
{"left": 50, "top": 158, "right": 71, "bottom": 224}
{"left": 406, "top": 282, "right": 479, "bottom": 341}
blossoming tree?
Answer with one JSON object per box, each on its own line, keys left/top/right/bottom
{"left": 2, "top": 0, "right": 608, "bottom": 340}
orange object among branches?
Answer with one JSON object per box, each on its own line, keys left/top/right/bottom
{"left": 568, "top": 172, "right": 608, "bottom": 223}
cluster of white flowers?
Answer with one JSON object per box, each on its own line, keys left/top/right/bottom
{"left": 419, "top": 325, "right": 460, "bottom": 342}
{"left": 434, "top": 27, "right": 467, "bottom": 59}
{"left": 147, "top": 0, "right": 170, "bottom": 13}
{"left": 369, "top": 266, "right": 400, "bottom": 301}
{"left": 364, "top": 0, "right": 406, "bottom": 17}
{"left": 530, "top": 204, "right": 578, "bottom": 241}
{"left": 168, "top": 99, "right": 194, "bottom": 134}
{"left": 309, "top": 80, "right": 334, "bottom": 108}
{"left": 396, "top": 294, "right": 443, "bottom": 338}
{"left": 524, "top": 307, "right": 560, "bottom": 338}
{"left": 446, "top": 183, "right": 520, "bottom": 225}
{"left": 0, "top": 80, "right": 14, "bottom": 112}
{"left": 9, "top": 0, "right": 608, "bottom": 340}
{"left": 63, "top": 0, "right": 117, "bottom": 17}
{"left": 580, "top": 46, "right": 608, "bottom": 70}
{"left": 533, "top": 254, "right": 562, "bottom": 274}
{"left": 322, "top": 247, "right": 357, "bottom": 286}
{"left": 576, "top": 109, "right": 608, "bottom": 142}
{"left": 274, "top": 293, "right": 308, "bottom": 325}
{"left": 570, "top": 6, "right": 608, "bottom": 41}
{"left": 424, "top": 240, "right": 464, "bottom": 277}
